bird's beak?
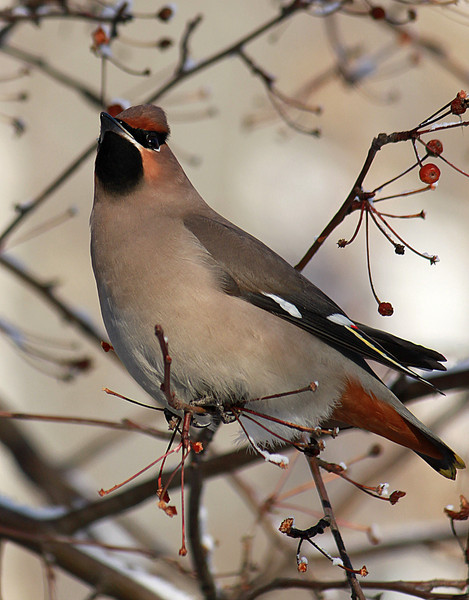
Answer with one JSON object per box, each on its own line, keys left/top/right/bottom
{"left": 99, "top": 112, "right": 135, "bottom": 145}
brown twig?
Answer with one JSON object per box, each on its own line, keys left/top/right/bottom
{"left": 0, "top": 142, "right": 95, "bottom": 247}
{"left": 146, "top": 0, "right": 311, "bottom": 105}
{"left": 0, "top": 7, "right": 132, "bottom": 25}
{"left": 49, "top": 446, "right": 260, "bottom": 535}
{"left": 0, "top": 253, "right": 112, "bottom": 356}
{"left": 307, "top": 456, "right": 366, "bottom": 600}
{"left": 294, "top": 130, "right": 413, "bottom": 270}
{"left": 154, "top": 324, "right": 178, "bottom": 410}
{"left": 0, "top": 410, "right": 170, "bottom": 440}
{"left": 175, "top": 14, "right": 203, "bottom": 75}
{"left": 244, "top": 576, "right": 469, "bottom": 599}
{"left": 237, "top": 49, "right": 321, "bottom": 136}
{"left": 188, "top": 428, "right": 219, "bottom": 600}
{"left": 0, "top": 502, "right": 173, "bottom": 600}
{"left": 391, "top": 364, "right": 469, "bottom": 403}
{"left": 154, "top": 324, "right": 205, "bottom": 415}
{"left": 383, "top": 21, "right": 469, "bottom": 86}
{"left": 0, "top": 45, "right": 102, "bottom": 109}
{"left": 316, "top": 458, "right": 406, "bottom": 504}
{"left": 294, "top": 113, "right": 469, "bottom": 271}
{"left": 0, "top": 398, "right": 83, "bottom": 506}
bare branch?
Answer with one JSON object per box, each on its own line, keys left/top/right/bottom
{"left": 244, "top": 576, "right": 469, "bottom": 600}
{"left": 294, "top": 114, "right": 469, "bottom": 270}
{"left": 0, "top": 502, "right": 174, "bottom": 600}
{"left": 175, "top": 14, "right": 203, "bottom": 75}
{"left": 307, "top": 456, "right": 366, "bottom": 600}
{"left": 0, "top": 7, "right": 132, "bottom": 25}
{"left": 145, "top": 0, "right": 311, "bottom": 104}
{"left": 0, "top": 45, "right": 102, "bottom": 108}
{"left": 0, "top": 253, "right": 111, "bottom": 355}
{"left": 50, "top": 446, "right": 260, "bottom": 535}
{"left": 188, "top": 429, "right": 219, "bottom": 600}
{"left": 0, "top": 142, "right": 95, "bottom": 247}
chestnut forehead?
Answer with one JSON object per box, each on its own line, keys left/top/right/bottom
{"left": 122, "top": 116, "right": 168, "bottom": 133}
{"left": 121, "top": 116, "right": 168, "bottom": 132}
{"left": 115, "top": 105, "right": 170, "bottom": 133}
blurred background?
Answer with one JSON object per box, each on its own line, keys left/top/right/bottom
{"left": 0, "top": 1, "right": 467, "bottom": 598}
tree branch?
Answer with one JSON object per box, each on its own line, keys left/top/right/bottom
{"left": 307, "top": 456, "right": 366, "bottom": 600}
{"left": 244, "top": 576, "right": 469, "bottom": 600}
{"left": 0, "top": 502, "right": 174, "bottom": 600}
{"left": 0, "top": 142, "right": 95, "bottom": 247}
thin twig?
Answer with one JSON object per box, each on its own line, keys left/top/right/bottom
{"left": 0, "top": 8, "right": 132, "bottom": 25}
{"left": 295, "top": 135, "right": 384, "bottom": 270}
{"left": 244, "top": 576, "right": 469, "bottom": 600}
{"left": 49, "top": 446, "right": 260, "bottom": 535}
{"left": 154, "top": 324, "right": 205, "bottom": 414}
{"left": 0, "top": 142, "right": 96, "bottom": 247}
{"left": 0, "top": 45, "right": 102, "bottom": 108}
{"left": 0, "top": 503, "right": 173, "bottom": 600}
{"left": 293, "top": 120, "right": 467, "bottom": 270}
{"left": 382, "top": 21, "right": 469, "bottom": 86}
{"left": 391, "top": 364, "right": 469, "bottom": 403}
{"left": 307, "top": 456, "right": 366, "bottom": 600}
{"left": 0, "top": 253, "right": 112, "bottom": 356}
{"left": 0, "top": 410, "right": 170, "bottom": 440}
{"left": 188, "top": 428, "right": 219, "bottom": 600}
{"left": 0, "top": 399, "right": 82, "bottom": 506}
{"left": 146, "top": 0, "right": 310, "bottom": 104}
{"left": 175, "top": 14, "right": 203, "bottom": 75}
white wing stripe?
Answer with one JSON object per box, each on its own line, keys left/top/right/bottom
{"left": 262, "top": 293, "right": 302, "bottom": 319}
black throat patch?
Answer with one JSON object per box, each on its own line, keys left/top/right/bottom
{"left": 95, "top": 131, "right": 143, "bottom": 195}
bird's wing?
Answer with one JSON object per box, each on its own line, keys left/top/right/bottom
{"left": 355, "top": 323, "right": 445, "bottom": 371}
{"left": 184, "top": 213, "right": 446, "bottom": 385}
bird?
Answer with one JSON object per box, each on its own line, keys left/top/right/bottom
{"left": 90, "top": 104, "right": 465, "bottom": 479}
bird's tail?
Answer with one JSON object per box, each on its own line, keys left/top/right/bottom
{"left": 331, "top": 378, "right": 465, "bottom": 479}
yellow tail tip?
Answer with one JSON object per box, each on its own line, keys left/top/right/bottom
{"left": 438, "top": 454, "right": 466, "bottom": 480}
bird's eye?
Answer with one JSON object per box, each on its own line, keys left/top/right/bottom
{"left": 145, "top": 132, "right": 161, "bottom": 152}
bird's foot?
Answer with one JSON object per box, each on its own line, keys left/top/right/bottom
{"left": 190, "top": 395, "right": 237, "bottom": 424}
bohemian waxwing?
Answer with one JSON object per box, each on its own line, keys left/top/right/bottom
{"left": 91, "top": 104, "right": 465, "bottom": 479}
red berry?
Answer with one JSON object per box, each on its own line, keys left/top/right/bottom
{"left": 378, "top": 302, "right": 394, "bottom": 316}
{"left": 419, "top": 163, "right": 440, "bottom": 184}
{"left": 157, "top": 6, "right": 174, "bottom": 21}
{"left": 370, "top": 6, "right": 386, "bottom": 19}
{"left": 451, "top": 91, "right": 467, "bottom": 115}
{"left": 390, "top": 490, "right": 406, "bottom": 505}
{"left": 426, "top": 139, "right": 443, "bottom": 156}
{"left": 157, "top": 38, "right": 173, "bottom": 50}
